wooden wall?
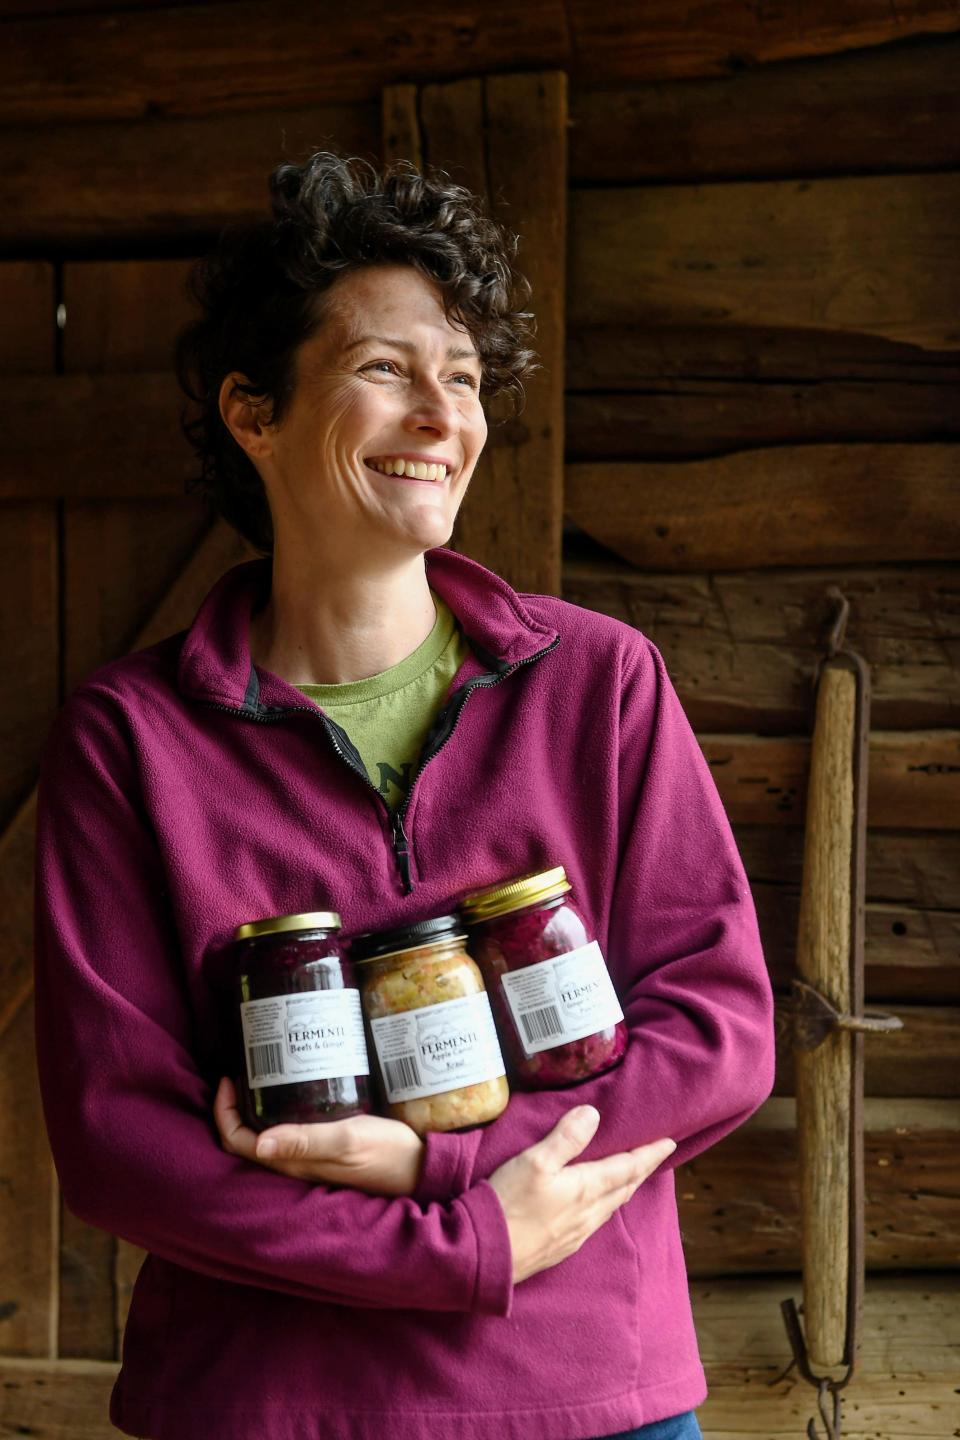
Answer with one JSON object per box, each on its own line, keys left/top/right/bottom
{"left": 1, "top": 4, "right": 958, "bottom": 1437}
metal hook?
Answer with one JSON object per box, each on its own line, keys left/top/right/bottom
{"left": 806, "top": 1378, "right": 843, "bottom": 1440}
{"left": 824, "top": 586, "right": 850, "bottom": 658}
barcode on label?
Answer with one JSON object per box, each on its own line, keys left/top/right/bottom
{"left": 384, "top": 1054, "right": 422, "bottom": 1093}
{"left": 519, "top": 1004, "right": 564, "bottom": 1044}
{"left": 248, "top": 1042, "right": 284, "bottom": 1081}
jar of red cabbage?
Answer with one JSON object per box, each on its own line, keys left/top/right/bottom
{"left": 351, "top": 915, "right": 509, "bottom": 1137}
{"left": 460, "top": 867, "right": 627, "bottom": 1088}
{"left": 228, "top": 912, "right": 371, "bottom": 1131}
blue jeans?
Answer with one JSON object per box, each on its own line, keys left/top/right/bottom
{"left": 593, "top": 1413, "right": 703, "bottom": 1440}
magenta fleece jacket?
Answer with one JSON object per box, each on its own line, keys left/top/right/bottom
{"left": 34, "top": 546, "right": 775, "bottom": 1440}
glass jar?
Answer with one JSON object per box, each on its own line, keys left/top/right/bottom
{"left": 351, "top": 915, "right": 509, "bottom": 1137}
{"left": 227, "top": 912, "right": 372, "bottom": 1131}
{"left": 460, "top": 867, "right": 627, "bottom": 1089}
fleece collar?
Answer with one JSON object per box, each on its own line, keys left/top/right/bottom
{"left": 176, "top": 546, "right": 559, "bottom": 713}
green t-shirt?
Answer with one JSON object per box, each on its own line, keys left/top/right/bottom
{"left": 295, "top": 595, "right": 470, "bottom": 810}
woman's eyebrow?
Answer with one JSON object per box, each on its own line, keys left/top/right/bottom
{"left": 343, "top": 334, "right": 479, "bottom": 362}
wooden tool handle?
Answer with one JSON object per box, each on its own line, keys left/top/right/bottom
{"left": 795, "top": 664, "right": 856, "bottom": 1367}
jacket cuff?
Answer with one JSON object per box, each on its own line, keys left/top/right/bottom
{"left": 413, "top": 1127, "right": 482, "bottom": 1206}
{"left": 458, "top": 1179, "right": 514, "bottom": 1318}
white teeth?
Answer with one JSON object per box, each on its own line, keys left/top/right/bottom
{"left": 368, "top": 458, "right": 449, "bottom": 480}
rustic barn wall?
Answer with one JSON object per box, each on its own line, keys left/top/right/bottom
{"left": 0, "top": 4, "right": 957, "bottom": 1436}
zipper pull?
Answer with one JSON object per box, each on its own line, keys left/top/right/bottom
{"left": 391, "top": 811, "right": 413, "bottom": 894}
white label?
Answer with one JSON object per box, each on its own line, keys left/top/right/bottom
{"left": 241, "top": 989, "right": 370, "bottom": 1089}
{"left": 499, "top": 940, "right": 624, "bottom": 1056}
{"left": 370, "top": 992, "right": 506, "bottom": 1103}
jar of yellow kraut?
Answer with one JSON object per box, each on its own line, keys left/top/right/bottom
{"left": 350, "top": 915, "right": 509, "bottom": 1136}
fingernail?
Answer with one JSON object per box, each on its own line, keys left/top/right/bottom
{"left": 258, "top": 1139, "right": 277, "bottom": 1158}
{"left": 575, "top": 1106, "right": 601, "bottom": 1136}
{"left": 664, "top": 1139, "right": 677, "bottom": 1154}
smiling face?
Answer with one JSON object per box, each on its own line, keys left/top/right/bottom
{"left": 241, "top": 264, "right": 488, "bottom": 563}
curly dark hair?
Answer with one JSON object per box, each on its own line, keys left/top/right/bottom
{"left": 175, "top": 151, "right": 537, "bottom": 554}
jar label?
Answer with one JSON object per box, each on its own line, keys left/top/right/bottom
{"left": 240, "top": 989, "right": 370, "bottom": 1089}
{"left": 499, "top": 941, "right": 625, "bottom": 1056}
{"left": 370, "top": 992, "right": 506, "bottom": 1103}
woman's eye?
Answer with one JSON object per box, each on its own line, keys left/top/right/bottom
{"left": 363, "top": 360, "right": 401, "bottom": 376}
{"left": 450, "top": 372, "right": 479, "bottom": 388}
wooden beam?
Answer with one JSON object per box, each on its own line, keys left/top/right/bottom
{"left": 565, "top": 446, "right": 960, "bottom": 571}
{"left": 773, "top": 1002, "right": 959, "bottom": 1098}
{"left": 679, "top": 1098, "right": 960, "bottom": 1276}
{"left": 562, "top": 560, "right": 960, "bottom": 732}
{"left": 566, "top": 323, "right": 960, "bottom": 391}
{"left": 566, "top": 375, "right": 960, "bottom": 461}
{"left": 568, "top": 173, "right": 960, "bottom": 352}
{"left": 415, "top": 73, "right": 567, "bottom": 595}
{"left": 701, "top": 732, "right": 960, "bottom": 829}
{"left": 2, "top": 1, "right": 958, "bottom": 124}
{"left": 0, "top": 103, "right": 380, "bottom": 247}
{"left": 569, "top": 35, "right": 960, "bottom": 184}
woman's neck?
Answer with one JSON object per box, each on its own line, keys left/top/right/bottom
{"left": 249, "top": 547, "right": 437, "bottom": 686}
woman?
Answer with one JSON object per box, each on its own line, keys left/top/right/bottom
{"left": 34, "top": 154, "right": 775, "bottom": 1440}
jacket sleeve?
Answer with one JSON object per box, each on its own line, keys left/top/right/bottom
{"left": 416, "top": 632, "right": 776, "bottom": 1203}
{"left": 33, "top": 687, "right": 512, "bottom": 1315}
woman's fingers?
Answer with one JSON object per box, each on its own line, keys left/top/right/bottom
{"left": 213, "top": 1076, "right": 258, "bottom": 1160}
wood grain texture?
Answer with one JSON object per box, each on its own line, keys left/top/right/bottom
{"left": 679, "top": 1098, "right": 960, "bottom": 1276}
{"left": 568, "top": 174, "right": 960, "bottom": 351}
{"left": 569, "top": 35, "right": 960, "bottom": 183}
{"left": 0, "top": 1000, "right": 57, "bottom": 1358}
{"left": 565, "top": 447, "right": 960, "bottom": 571}
{"left": 774, "top": 1002, "right": 958, "bottom": 1098}
{"left": 702, "top": 732, "right": 960, "bottom": 829}
{"left": 566, "top": 375, "right": 960, "bottom": 461}
{"left": 562, "top": 560, "right": 960, "bottom": 731}
{"left": 381, "top": 85, "right": 421, "bottom": 168}
{"left": 693, "top": 1275, "right": 959, "bottom": 1439}
{"left": 2, "top": 0, "right": 958, "bottom": 123}
{"left": 794, "top": 668, "right": 855, "bottom": 1364}
{"left": 0, "top": 103, "right": 379, "bottom": 247}
{"left": 566, "top": 323, "right": 960, "bottom": 391}
{"left": 418, "top": 73, "right": 566, "bottom": 595}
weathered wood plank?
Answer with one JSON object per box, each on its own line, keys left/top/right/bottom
{"left": 773, "top": 1002, "right": 959, "bottom": 1098}
{"left": 568, "top": 174, "right": 960, "bottom": 351}
{"left": 570, "top": 35, "right": 960, "bottom": 183}
{"left": 381, "top": 84, "right": 421, "bottom": 168}
{"left": 0, "top": 1, "right": 570, "bottom": 122}
{"left": 63, "top": 260, "right": 194, "bottom": 371}
{"left": 0, "top": 1000, "right": 57, "bottom": 1358}
{"left": 679, "top": 1098, "right": 960, "bottom": 1276}
{"left": 566, "top": 324, "right": 960, "bottom": 391}
{"left": 3, "top": 1, "right": 958, "bottom": 123}
{"left": 566, "top": 376, "right": 960, "bottom": 460}
{"left": 2, "top": 372, "right": 190, "bottom": 499}
{"left": 694, "top": 1276, "right": 960, "bottom": 1440}
{"left": 736, "top": 827, "right": 960, "bottom": 911}
{"left": 0, "top": 104, "right": 379, "bottom": 247}
{"left": 419, "top": 73, "right": 566, "bottom": 595}
{"left": 565, "top": 447, "right": 960, "bottom": 571}
{"left": 703, "top": 732, "right": 960, "bottom": 829}
{"left": 754, "top": 882, "right": 960, "bottom": 1004}
{"left": 562, "top": 559, "right": 960, "bottom": 731}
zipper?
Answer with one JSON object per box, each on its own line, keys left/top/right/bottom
{"left": 199, "top": 632, "right": 560, "bottom": 895}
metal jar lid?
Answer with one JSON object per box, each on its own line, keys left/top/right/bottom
{"left": 233, "top": 911, "right": 342, "bottom": 943}
{"left": 350, "top": 913, "right": 465, "bottom": 965}
{"left": 459, "top": 866, "right": 571, "bottom": 924}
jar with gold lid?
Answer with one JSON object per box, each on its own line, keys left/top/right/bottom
{"left": 350, "top": 915, "right": 509, "bottom": 1137}
{"left": 227, "top": 911, "right": 372, "bottom": 1131}
{"left": 460, "top": 867, "right": 627, "bottom": 1089}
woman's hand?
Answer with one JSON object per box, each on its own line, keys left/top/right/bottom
{"left": 489, "top": 1106, "right": 676, "bottom": 1284}
{"left": 213, "top": 1077, "right": 426, "bottom": 1195}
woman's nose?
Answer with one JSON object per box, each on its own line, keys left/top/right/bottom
{"left": 403, "top": 379, "right": 457, "bottom": 437}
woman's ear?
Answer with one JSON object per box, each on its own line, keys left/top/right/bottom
{"left": 219, "top": 374, "right": 273, "bottom": 459}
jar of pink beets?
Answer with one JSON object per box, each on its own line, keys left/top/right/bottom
{"left": 460, "top": 866, "right": 627, "bottom": 1089}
